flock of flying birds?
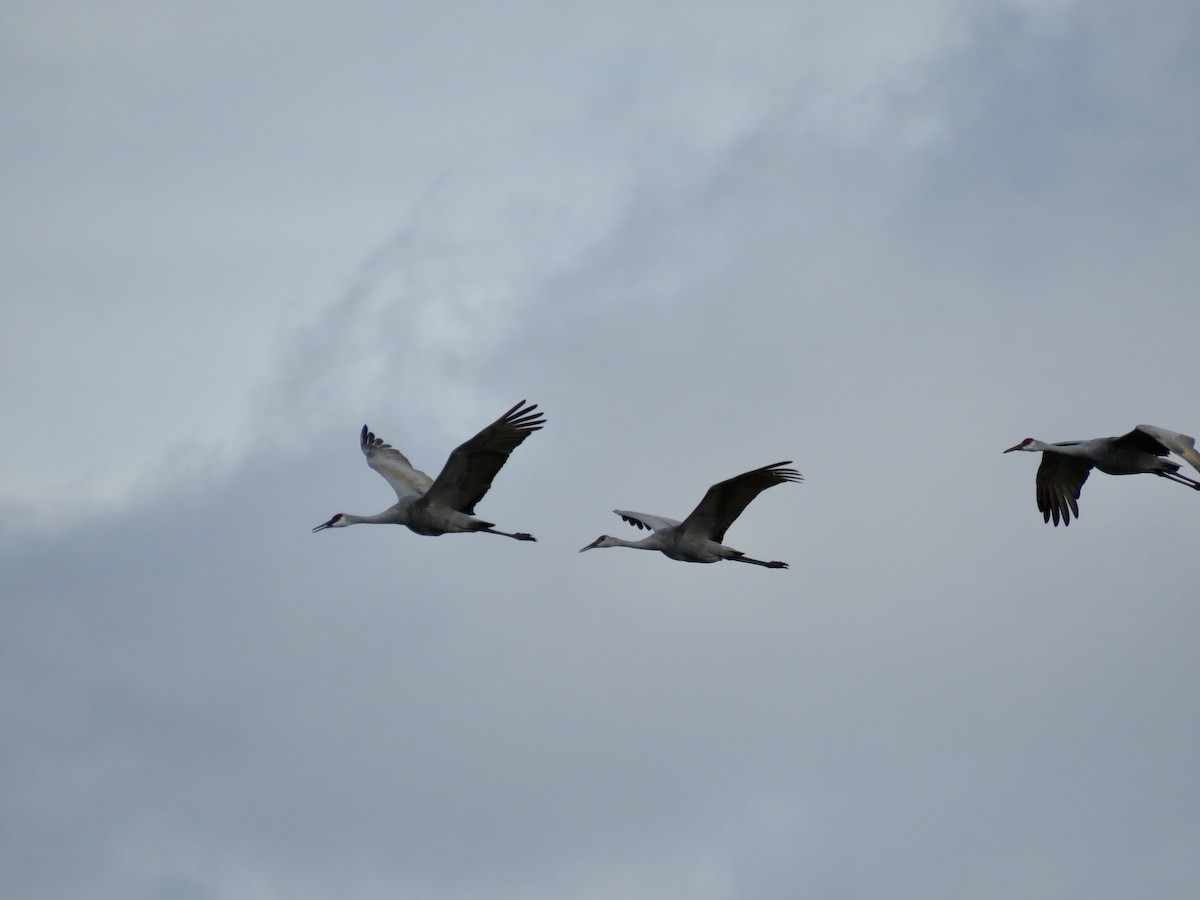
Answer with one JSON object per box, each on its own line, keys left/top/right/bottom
{"left": 312, "top": 400, "right": 1200, "bottom": 567}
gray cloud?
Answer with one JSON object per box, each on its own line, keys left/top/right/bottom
{"left": 4, "top": 1, "right": 1200, "bottom": 898}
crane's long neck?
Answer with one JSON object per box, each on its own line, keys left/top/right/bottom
{"left": 582, "top": 532, "right": 668, "bottom": 553}
{"left": 610, "top": 533, "right": 670, "bottom": 551}
{"left": 613, "top": 535, "right": 657, "bottom": 549}
{"left": 1040, "top": 440, "right": 1093, "bottom": 457}
{"left": 344, "top": 508, "right": 402, "bottom": 526}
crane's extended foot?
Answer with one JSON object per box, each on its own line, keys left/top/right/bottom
{"left": 512, "top": 532, "right": 536, "bottom": 541}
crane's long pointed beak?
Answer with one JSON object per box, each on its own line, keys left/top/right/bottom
{"left": 312, "top": 521, "right": 333, "bottom": 533}
{"left": 1002, "top": 445, "right": 1021, "bottom": 454}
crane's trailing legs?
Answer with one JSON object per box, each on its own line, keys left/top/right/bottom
{"left": 729, "top": 554, "right": 788, "bottom": 569}
{"left": 480, "top": 526, "right": 536, "bottom": 541}
{"left": 1157, "top": 470, "right": 1200, "bottom": 489}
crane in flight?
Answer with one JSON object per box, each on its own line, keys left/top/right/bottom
{"left": 313, "top": 400, "right": 544, "bottom": 541}
{"left": 1003, "top": 423, "right": 1200, "bottom": 526}
{"left": 579, "top": 462, "right": 801, "bottom": 567}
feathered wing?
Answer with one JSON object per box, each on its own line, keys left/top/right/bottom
{"left": 423, "top": 400, "right": 545, "bottom": 514}
{"left": 613, "top": 510, "right": 681, "bottom": 533}
{"left": 1129, "top": 424, "right": 1200, "bottom": 473}
{"left": 680, "top": 461, "right": 803, "bottom": 543}
{"left": 1035, "top": 453, "right": 1092, "bottom": 526}
{"left": 360, "top": 425, "right": 434, "bottom": 500}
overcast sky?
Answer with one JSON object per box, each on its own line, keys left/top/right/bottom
{"left": 4, "top": 0, "right": 1200, "bottom": 897}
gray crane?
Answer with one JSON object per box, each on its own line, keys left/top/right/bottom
{"left": 579, "top": 462, "right": 802, "bottom": 567}
{"left": 1003, "top": 424, "right": 1200, "bottom": 526}
{"left": 312, "top": 400, "right": 544, "bottom": 541}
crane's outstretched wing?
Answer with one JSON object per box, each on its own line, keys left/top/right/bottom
{"left": 613, "top": 510, "right": 681, "bottom": 533}
{"left": 1035, "top": 452, "right": 1092, "bottom": 526}
{"left": 1127, "top": 425, "right": 1200, "bottom": 473}
{"left": 361, "top": 425, "right": 434, "bottom": 500}
{"left": 679, "top": 461, "right": 802, "bottom": 543}
{"left": 424, "top": 400, "right": 545, "bottom": 514}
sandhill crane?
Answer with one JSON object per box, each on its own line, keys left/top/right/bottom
{"left": 1003, "top": 423, "right": 1200, "bottom": 526}
{"left": 579, "top": 462, "right": 802, "bottom": 567}
{"left": 312, "top": 400, "right": 544, "bottom": 541}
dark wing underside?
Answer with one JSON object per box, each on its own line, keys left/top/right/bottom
{"left": 1035, "top": 453, "right": 1092, "bottom": 526}
{"left": 1112, "top": 427, "right": 1170, "bottom": 457}
{"left": 680, "top": 461, "right": 802, "bottom": 543}
{"left": 424, "top": 400, "right": 545, "bottom": 514}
